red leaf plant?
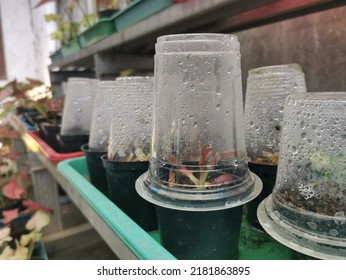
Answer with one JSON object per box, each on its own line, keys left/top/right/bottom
{"left": 167, "top": 141, "right": 236, "bottom": 189}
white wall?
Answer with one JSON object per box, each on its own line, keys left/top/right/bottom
{"left": 0, "top": 0, "right": 55, "bottom": 86}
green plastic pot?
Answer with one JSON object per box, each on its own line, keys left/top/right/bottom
{"left": 113, "top": 0, "right": 172, "bottom": 31}
{"left": 102, "top": 155, "right": 157, "bottom": 231}
{"left": 60, "top": 38, "right": 81, "bottom": 57}
{"left": 79, "top": 17, "right": 117, "bottom": 48}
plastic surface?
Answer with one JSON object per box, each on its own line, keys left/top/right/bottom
{"left": 60, "top": 77, "right": 96, "bottom": 136}
{"left": 113, "top": 0, "right": 172, "bottom": 31}
{"left": 58, "top": 157, "right": 306, "bottom": 260}
{"left": 258, "top": 92, "right": 346, "bottom": 259}
{"left": 79, "top": 17, "right": 117, "bottom": 48}
{"left": 244, "top": 64, "right": 306, "bottom": 164}
{"left": 27, "top": 131, "right": 84, "bottom": 164}
{"left": 89, "top": 80, "right": 118, "bottom": 151}
{"left": 108, "top": 76, "right": 153, "bottom": 162}
{"left": 137, "top": 34, "right": 262, "bottom": 211}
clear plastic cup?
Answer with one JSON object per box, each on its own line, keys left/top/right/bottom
{"left": 60, "top": 77, "right": 96, "bottom": 136}
{"left": 245, "top": 64, "right": 307, "bottom": 164}
{"left": 136, "top": 34, "right": 262, "bottom": 210}
{"left": 88, "top": 80, "right": 118, "bottom": 152}
{"left": 107, "top": 76, "right": 154, "bottom": 162}
{"left": 258, "top": 92, "right": 346, "bottom": 259}
{"left": 243, "top": 64, "right": 306, "bottom": 230}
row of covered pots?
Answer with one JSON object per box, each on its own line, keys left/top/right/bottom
{"left": 58, "top": 34, "right": 345, "bottom": 260}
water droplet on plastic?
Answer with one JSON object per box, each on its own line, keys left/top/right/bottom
{"left": 216, "top": 104, "right": 221, "bottom": 110}
{"left": 334, "top": 211, "right": 345, "bottom": 225}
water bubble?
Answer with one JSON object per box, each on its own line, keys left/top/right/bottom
{"left": 334, "top": 211, "right": 345, "bottom": 225}
{"left": 216, "top": 104, "right": 221, "bottom": 110}
{"left": 292, "top": 145, "right": 297, "bottom": 154}
{"left": 307, "top": 222, "right": 317, "bottom": 230}
{"left": 301, "top": 132, "right": 307, "bottom": 140}
{"left": 193, "top": 122, "right": 198, "bottom": 128}
{"left": 178, "top": 61, "right": 183, "bottom": 66}
{"left": 190, "top": 85, "right": 195, "bottom": 91}
{"left": 329, "top": 229, "right": 338, "bottom": 237}
{"left": 216, "top": 91, "right": 221, "bottom": 96}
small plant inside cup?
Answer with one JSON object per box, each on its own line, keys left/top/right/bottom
{"left": 164, "top": 140, "right": 238, "bottom": 189}
{"left": 277, "top": 147, "right": 346, "bottom": 216}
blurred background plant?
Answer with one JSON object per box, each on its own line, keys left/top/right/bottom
{"left": 44, "top": 0, "right": 97, "bottom": 44}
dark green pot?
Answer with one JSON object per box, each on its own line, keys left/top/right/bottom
{"left": 156, "top": 205, "right": 243, "bottom": 260}
{"left": 102, "top": 156, "right": 157, "bottom": 231}
{"left": 246, "top": 162, "right": 277, "bottom": 230}
{"left": 81, "top": 144, "right": 108, "bottom": 197}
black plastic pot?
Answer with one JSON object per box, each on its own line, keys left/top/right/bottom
{"left": 102, "top": 155, "right": 157, "bottom": 231}
{"left": 81, "top": 144, "right": 108, "bottom": 196}
{"left": 38, "top": 123, "right": 61, "bottom": 152}
{"left": 246, "top": 162, "right": 277, "bottom": 230}
{"left": 56, "top": 134, "right": 89, "bottom": 153}
{"left": 156, "top": 205, "right": 243, "bottom": 260}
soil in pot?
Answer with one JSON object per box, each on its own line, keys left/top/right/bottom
{"left": 102, "top": 156, "right": 157, "bottom": 231}
{"left": 156, "top": 205, "right": 243, "bottom": 260}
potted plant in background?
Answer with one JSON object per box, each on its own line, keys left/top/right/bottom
{"left": 0, "top": 132, "right": 52, "bottom": 260}
{"left": 258, "top": 92, "right": 346, "bottom": 260}
{"left": 102, "top": 76, "right": 157, "bottom": 231}
{"left": 243, "top": 64, "right": 306, "bottom": 230}
{"left": 43, "top": 0, "right": 96, "bottom": 57}
{"left": 136, "top": 34, "right": 262, "bottom": 260}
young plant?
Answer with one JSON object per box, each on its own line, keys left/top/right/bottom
{"left": 166, "top": 141, "right": 237, "bottom": 189}
{"left": 44, "top": 0, "right": 96, "bottom": 44}
{"left": 0, "top": 167, "right": 52, "bottom": 259}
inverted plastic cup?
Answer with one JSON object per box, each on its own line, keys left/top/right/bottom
{"left": 258, "top": 92, "right": 346, "bottom": 259}
{"left": 88, "top": 80, "right": 118, "bottom": 152}
{"left": 107, "top": 76, "right": 153, "bottom": 162}
{"left": 244, "top": 64, "right": 306, "bottom": 229}
{"left": 60, "top": 77, "right": 96, "bottom": 136}
{"left": 136, "top": 34, "right": 262, "bottom": 211}
{"left": 245, "top": 64, "right": 307, "bottom": 164}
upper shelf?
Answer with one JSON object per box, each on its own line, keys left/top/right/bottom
{"left": 50, "top": 0, "right": 343, "bottom": 70}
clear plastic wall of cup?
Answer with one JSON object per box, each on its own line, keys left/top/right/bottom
{"left": 136, "top": 34, "right": 262, "bottom": 210}
{"left": 60, "top": 77, "right": 96, "bottom": 136}
{"left": 88, "top": 80, "right": 118, "bottom": 152}
{"left": 244, "top": 64, "right": 307, "bottom": 164}
{"left": 107, "top": 76, "right": 154, "bottom": 162}
{"left": 258, "top": 92, "right": 346, "bottom": 259}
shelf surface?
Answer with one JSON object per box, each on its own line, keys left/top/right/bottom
{"left": 50, "top": 0, "right": 342, "bottom": 71}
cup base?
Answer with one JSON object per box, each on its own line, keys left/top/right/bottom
{"left": 136, "top": 171, "right": 262, "bottom": 211}
{"left": 257, "top": 194, "right": 346, "bottom": 260}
